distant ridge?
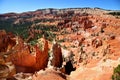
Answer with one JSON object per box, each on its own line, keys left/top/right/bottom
{"left": 1, "top": 7, "right": 120, "bottom": 14}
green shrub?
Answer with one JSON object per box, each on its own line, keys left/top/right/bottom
{"left": 112, "top": 64, "right": 120, "bottom": 80}
{"left": 58, "top": 39, "right": 65, "bottom": 43}
{"left": 108, "top": 12, "right": 120, "bottom": 16}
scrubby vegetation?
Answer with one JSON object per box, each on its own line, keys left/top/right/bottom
{"left": 112, "top": 64, "right": 120, "bottom": 80}
{"left": 0, "top": 18, "right": 58, "bottom": 45}
{"left": 108, "top": 12, "right": 120, "bottom": 16}
{"left": 108, "top": 11, "right": 120, "bottom": 18}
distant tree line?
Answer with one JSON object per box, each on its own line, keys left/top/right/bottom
{"left": 108, "top": 11, "right": 120, "bottom": 16}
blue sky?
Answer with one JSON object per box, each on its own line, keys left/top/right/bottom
{"left": 0, "top": 0, "right": 120, "bottom": 13}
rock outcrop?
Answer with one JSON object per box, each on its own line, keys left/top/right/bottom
{"left": 0, "top": 62, "right": 16, "bottom": 79}
{"left": 92, "top": 38, "right": 102, "bottom": 48}
{"left": 51, "top": 43, "right": 63, "bottom": 68}
{"left": 0, "top": 30, "right": 16, "bottom": 52}
{"left": 78, "top": 17, "right": 93, "bottom": 30}
{"left": 0, "top": 64, "right": 9, "bottom": 79}
{"left": 32, "top": 69, "right": 66, "bottom": 80}
{"left": 9, "top": 38, "right": 49, "bottom": 73}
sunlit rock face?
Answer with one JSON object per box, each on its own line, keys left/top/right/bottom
{"left": 0, "top": 30, "right": 16, "bottom": 52}
{"left": 9, "top": 38, "right": 49, "bottom": 73}
{"left": 34, "top": 38, "right": 49, "bottom": 71}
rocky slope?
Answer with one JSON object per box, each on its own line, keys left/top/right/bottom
{"left": 0, "top": 8, "right": 120, "bottom": 80}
